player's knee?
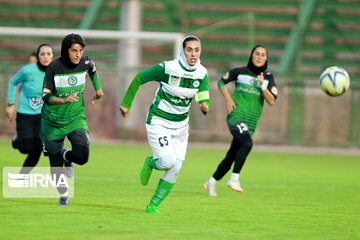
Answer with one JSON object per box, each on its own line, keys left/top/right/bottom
{"left": 161, "top": 160, "right": 183, "bottom": 183}
{"left": 243, "top": 136, "right": 253, "bottom": 151}
{"left": 17, "top": 139, "right": 34, "bottom": 154}
{"left": 171, "top": 160, "right": 182, "bottom": 173}
{"left": 71, "top": 156, "right": 88, "bottom": 165}
{"left": 157, "top": 154, "right": 177, "bottom": 170}
{"left": 71, "top": 147, "right": 89, "bottom": 165}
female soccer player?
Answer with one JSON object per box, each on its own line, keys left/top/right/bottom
{"left": 204, "top": 44, "right": 278, "bottom": 196}
{"left": 41, "top": 33, "right": 103, "bottom": 205}
{"left": 120, "top": 36, "right": 210, "bottom": 213}
{"left": 6, "top": 43, "right": 53, "bottom": 174}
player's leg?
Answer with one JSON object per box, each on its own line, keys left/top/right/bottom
{"left": 65, "top": 129, "right": 90, "bottom": 165}
{"left": 20, "top": 137, "right": 42, "bottom": 174}
{"left": 141, "top": 124, "right": 175, "bottom": 186}
{"left": 43, "top": 139, "right": 68, "bottom": 205}
{"left": 204, "top": 137, "right": 240, "bottom": 196}
{"left": 145, "top": 158, "right": 179, "bottom": 213}
{"left": 15, "top": 113, "right": 35, "bottom": 154}
{"left": 147, "top": 160, "right": 182, "bottom": 212}
{"left": 62, "top": 129, "right": 90, "bottom": 178}
{"left": 15, "top": 113, "right": 42, "bottom": 174}
{"left": 144, "top": 125, "right": 187, "bottom": 213}
{"left": 233, "top": 132, "right": 253, "bottom": 175}
{"left": 226, "top": 121, "right": 253, "bottom": 193}
{"left": 212, "top": 138, "right": 240, "bottom": 180}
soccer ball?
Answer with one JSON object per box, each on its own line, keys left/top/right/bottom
{"left": 320, "top": 66, "right": 350, "bottom": 97}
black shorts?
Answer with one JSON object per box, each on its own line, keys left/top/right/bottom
{"left": 42, "top": 128, "right": 90, "bottom": 156}
{"left": 227, "top": 118, "right": 251, "bottom": 141}
{"left": 16, "top": 112, "right": 41, "bottom": 140}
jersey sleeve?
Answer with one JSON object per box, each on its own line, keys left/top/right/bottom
{"left": 195, "top": 73, "right": 211, "bottom": 115}
{"left": 139, "top": 62, "right": 165, "bottom": 83}
{"left": 7, "top": 66, "right": 26, "bottom": 104}
{"left": 88, "top": 59, "right": 102, "bottom": 90}
{"left": 195, "top": 73, "right": 210, "bottom": 104}
{"left": 265, "top": 72, "right": 278, "bottom": 100}
{"left": 121, "top": 62, "right": 165, "bottom": 109}
{"left": 217, "top": 68, "right": 241, "bottom": 88}
{"left": 42, "top": 64, "right": 56, "bottom": 104}
{"left": 120, "top": 74, "right": 142, "bottom": 109}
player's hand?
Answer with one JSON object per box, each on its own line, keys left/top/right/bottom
{"left": 92, "top": 89, "right": 103, "bottom": 104}
{"left": 64, "top": 95, "right": 79, "bottom": 103}
{"left": 226, "top": 99, "right": 236, "bottom": 113}
{"left": 258, "top": 72, "right": 264, "bottom": 86}
{"left": 6, "top": 105, "right": 15, "bottom": 121}
{"left": 199, "top": 102, "right": 209, "bottom": 114}
{"left": 120, "top": 105, "right": 129, "bottom": 117}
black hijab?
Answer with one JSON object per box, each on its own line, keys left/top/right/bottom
{"left": 60, "top": 33, "right": 86, "bottom": 69}
{"left": 36, "top": 43, "right": 52, "bottom": 72}
{"left": 247, "top": 44, "right": 268, "bottom": 75}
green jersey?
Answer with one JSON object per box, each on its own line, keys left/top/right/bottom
{"left": 41, "top": 56, "right": 102, "bottom": 141}
{"left": 219, "top": 67, "right": 277, "bottom": 135}
{"left": 122, "top": 59, "right": 210, "bottom": 129}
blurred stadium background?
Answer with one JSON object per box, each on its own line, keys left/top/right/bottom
{"left": 0, "top": 0, "right": 359, "bottom": 147}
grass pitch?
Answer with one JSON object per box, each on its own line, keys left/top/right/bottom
{"left": 0, "top": 139, "right": 359, "bottom": 240}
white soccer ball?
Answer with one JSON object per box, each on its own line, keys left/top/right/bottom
{"left": 320, "top": 66, "right": 350, "bottom": 97}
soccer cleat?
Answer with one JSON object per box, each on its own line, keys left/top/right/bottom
{"left": 145, "top": 205, "right": 160, "bottom": 214}
{"left": 62, "top": 148, "right": 74, "bottom": 178}
{"left": 58, "top": 196, "right": 69, "bottom": 206}
{"left": 140, "top": 156, "right": 153, "bottom": 186}
{"left": 204, "top": 181, "right": 217, "bottom": 196}
{"left": 11, "top": 133, "right": 17, "bottom": 149}
{"left": 227, "top": 179, "right": 244, "bottom": 193}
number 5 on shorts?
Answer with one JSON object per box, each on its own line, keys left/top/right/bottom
{"left": 158, "top": 136, "right": 169, "bottom": 147}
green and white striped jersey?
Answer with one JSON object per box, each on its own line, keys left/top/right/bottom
{"left": 122, "top": 60, "right": 210, "bottom": 129}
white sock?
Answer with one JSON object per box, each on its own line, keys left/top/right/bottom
{"left": 208, "top": 176, "right": 217, "bottom": 184}
{"left": 230, "top": 173, "right": 239, "bottom": 181}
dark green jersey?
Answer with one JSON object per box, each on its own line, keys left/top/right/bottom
{"left": 41, "top": 56, "right": 102, "bottom": 141}
{"left": 219, "top": 67, "right": 277, "bottom": 135}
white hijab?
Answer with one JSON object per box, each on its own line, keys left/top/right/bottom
{"left": 177, "top": 35, "right": 201, "bottom": 71}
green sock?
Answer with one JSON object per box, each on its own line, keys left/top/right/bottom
{"left": 149, "top": 179, "right": 174, "bottom": 207}
{"left": 148, "top": 157, "right": 159, "bottom": 170}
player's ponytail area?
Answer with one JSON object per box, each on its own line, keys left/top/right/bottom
{"left": 0, "top": 139, "right": 359, "bottom": 240}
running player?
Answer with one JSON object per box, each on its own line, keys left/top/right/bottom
{"left": 204, "top": 44, "right": 278, "bottom": 196}
{"left": 120, "top": 36, "right": 210, "bottom": 213}
{"left": 6, "top": 43, "right": 53, "bottom": 174}
{"left": 41, "top": 33, "right": 103, "bottom": 205}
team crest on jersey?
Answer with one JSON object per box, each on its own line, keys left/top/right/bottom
{"left": 29, "top": 97, "right": 43, "bottom": 109}
{"left": 250, "top": 78, "right": 258, "bottom": 86}
{"left": 68, "top": 76, "right": 77, "bottom": 86}
{"left": 171, "top": 76, "right": 179, "bottom": 84}
{"left": 85, "top": 60, "right": 90, "bottom": 64}
{"left": 169, "top": 75, "right": 180, "bottom": 87}
{"left": 193, "top": 80, "right": 200, "bottom": 87}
